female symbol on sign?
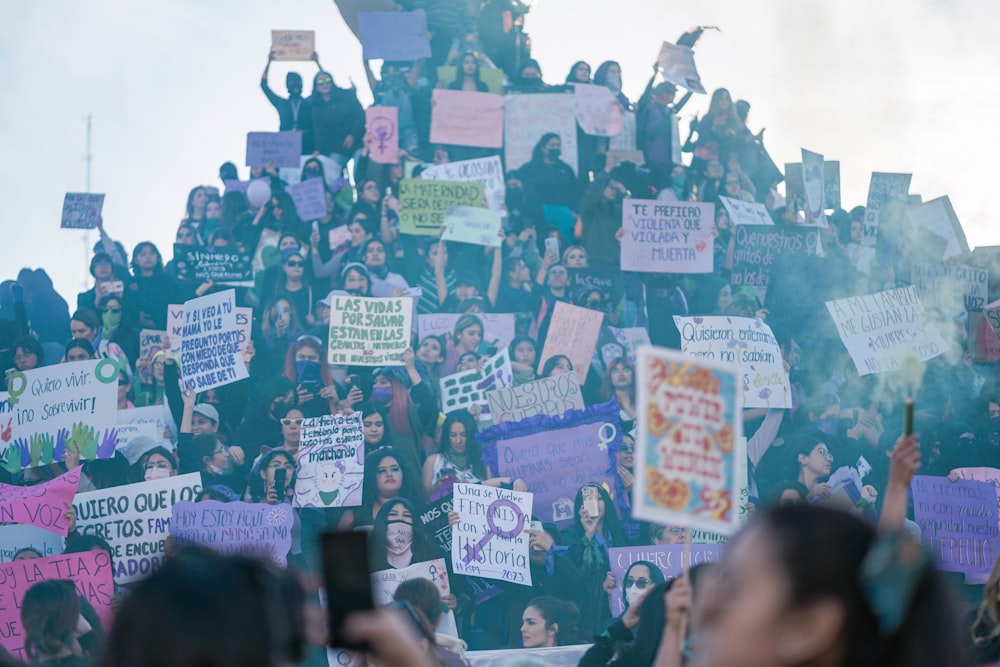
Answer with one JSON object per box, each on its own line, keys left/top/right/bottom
{"left": 461, "top": 499, "right": 525, "bottom": 564}
{"left": 370, "top": 116, "right": 396, "bottom": 157}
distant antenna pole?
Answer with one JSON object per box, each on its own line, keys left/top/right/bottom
{"left": 82, "top": 115, "right": 92, "bottom": 290}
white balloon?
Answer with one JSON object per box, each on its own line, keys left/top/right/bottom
{"left": 246, "top": 179, "right": 272, "bottom": 208}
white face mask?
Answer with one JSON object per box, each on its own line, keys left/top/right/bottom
{"left": 144, "top": 467, "right": 172, "bottom": 481}
{"left": 386, "top": 522, "right": 413, "bottom": 556}
{"left": 625, "top": 583, "right": 645, "bottom": 608}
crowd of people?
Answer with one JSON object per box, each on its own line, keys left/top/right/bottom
{"left": 3, "top": 2, "right": 1000, "bottom": 666}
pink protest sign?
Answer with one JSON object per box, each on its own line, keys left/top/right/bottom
{"left": 0, "top": 468, "right": 80, "bottom": 536}
{"left": 429, "top": 90, "right": 504, "bottom": 149}
{"left": 538, "top": 302, "right": 604, "bottom": 382}
{"left": 366, "top": 106, "right": 399, "bottom": 164}
{"left": 0, "top": 550, "right": 114, "bottom": 661}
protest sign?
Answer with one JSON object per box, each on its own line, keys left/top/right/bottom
{"left": 5, "top": 359, "right": 119, "bottom": 469}
{"left": 430, "top": 89, "right": 504, "bottom": 149}
{"left": 0, "top": 468, "right": 80, "bottom": 536}
{"left": 719, "top": 196, "right": 773, "bottom": 226}
{"left": 907, "top": 196, "right": 970, "bottom": 261}
{"left": 245, "top": 131, "right": 303, "bottom": 169}
{"left": 357, "top": 10, "right": 431, "bottom": 61}
{"left": 911, "top": 262, "right": 988, "bottom": 314}
{"left": 656, "top": 41, "right": 706, "bottom": 93}
{"left": 60, "top": 192, "right": 105, "bottom": 229}
{"left": 419, "top": 495, "right": 454, "bottom": 552}
{"left": 800, "top": 149, "right": 827, "bottom": 225}
{"left": 418, "top": 312, "right": 515, "bottom": 346}
{"left": 573, "top": 83, "right": 624, "bottom": 137}
{"left": 398, "top": 178, "right": 486, "bottom": 236}
{"left": 825, "top": 286, "right": 947, "bottom": 375}
{"left": 785, "top": 160, "right": 841, "bottom": 212}
{"left": 171, "top": 500, "right": 294, "bottom": 567}
{"left": 73, "top": 472, "right": 202, "bottom": 584}
{"left": 270, "top": 29, "right": 314, "bottom": 60}
{"left": 451, "top": 483, "right": 533, "bottom": 585}
{"left": 731, "top": 224, "right": 821, "bottom": 290}
{"left": 603, "top": 328, "right": 650, "bottom": 366}
{"left": 114, "top": 423, "right": 161, "bottom": 464}
{"left": 485, "top": 372, "right": 584, "bottom": 424}
{"left": 180, "top": 290, "right": 249, "bottom": 392}
{"left": 538, "top": 302, "right": 604, "bottom": 382}
{"left": 165, "top": 304, "right": 184, "bottom": 361}
{"left": 366, "top": 106, "right": 399, "bottom": 164}
{"left": 621, "top": 199, "right": 714, "bottom": 273}
{"left": 0, "top": 551, "right": 114, "bottom": 661}
{"left": 371, "top": 558, "right": 451, "bottom": 605}
{"left": 608, "top": 544, "right": 724, "bottom": 616}
{"left": 294, "top": 412, "right": 365, "bottom": 508}
{"left": 504, "top": 93, "right": 579, "bottom": 174}
{"left": 0, "top": 524, "right": 64, "bottom": 563}
{"left": 442, "top": 205, "right": 503, "bottom": 247}
{"left": 328, "top": 295, "right": 412, "bottom": 365}
{"left": 138, "top": 329, "right": 165, "bottom": 386}
{"left": 439, "top": 349, "right": 513, "bottom": 417}
{"left": 478, "top": 401, "right": 620, "bottom": 525}
{"left": 421, "top": 156, "right": 506, "bottom": 212}
{"left": 970, "top": 310, "right": 1000, "bottom": 363}
{"left": 634, "top": 347, "right": 743, "bottom": 534}
{"left": 286, "top": 176, "right": 328, "bottom": 221}
{"left": 117, "top": 404, "right": 175, "bottom": 444}
{"left": 567, "top": 265, "right": 624, "bottom": 307}
{"left": 911, "top": 475, "right": 999, "bottom": 576}
{"left": 329, "top": 224, "right": 352, "bottom": 251}
{"left": 173, "top": 245, "right": 254, "bottom": 285}
{"left": 437, "top": 65, "right": 504, "bottom": 94}
{"left": 673, "top": 316, "right": 791, "bottom": 409}
{"left": 223, "top": 177, "right": 269, "bottom": 194}
{"left": 862, "top": 172, "right": 911, "bottom": 246}
{"left": 609, "top": 110, "right": 637, "bottom": 151}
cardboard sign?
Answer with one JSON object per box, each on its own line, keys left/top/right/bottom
{"left": 609, "top": 110, "right": 637, "bottom": 151}
{"left": 825, "top": 286, "right": 947, "bottom": 375}
{"left": 180, "top": 290, "right": 249, "bottom": 392}
{"left": 910, "top": 262, "right": 988, "bottom": 314}
{"left": 608, "top": 544, "right": 724, "bottom": 616}
{"left": 420, "top": 156, "right": 506, "bottom": 212}
{"left": 327, "top": 296, "right": 412, "bottom": 366}
{"left": 294, "top": 412, "right": 365, "bottom": 508}
{"left": 538, "top": 302, "right": 604, "bottom": 382}
{"left": 604, "top": 327, "right": 651, "bottom": 366}
{"left": 171, "top": 500, "right": 294, "bottom": 567}
{"left": 634, "top": 347, "right": 743, "bottom": 535}
{"left": 366, "top": 106, "right": 399, "bottom": 164}
{"left": 485, "top": 372, "right": 584, "bottom": 424}
{"left": 573, "top": 83, "right": 624, "bottom": 137}
{"left": 357, "top": 10, "right": 431, "bottom": 61}
{"left": 719, "top": 196, "right": 773, "bottom": 226}
{"left": 451, "top": 483, "right": 533, "bottom": 585}
{"left": 656, "top": 41, "right": 706, "bottom": 93}
{"left": 398, "top": 178, "right": 486, "bottom": 236}
{"left": 862, "top": 172, "right": 911, "bottom": 246}
{"left": 441, "top": 205, "right": 502, "bottom": 247}
{"left": 60, "top": 192, "right": 105, "bottom": 229}
{"left": 674, "top": 316, "right": 791, "bottom": 409}
{"left": 784, "top": 160, "right": 841, "bottom": 212}
{"left": 731, "top": 224, "right": 821, "bottom": 290}
{"left": 286, "top": 176, "right": 328, "bottom": 221}
{"left": 271, "top": 29, "right": 315, "bottom": 61}
{"left": 504, "top": 93, "right": 579, "bottom": 174}
{"left": 439, "top": 349, "right": 513, "bottom": 416}
{"left": 568, "top": 265, "right": 624, "bottom": 306}
{"left": 73, "top": 472, "right": 202, "bottom": 583}
{"left": 165, "top": 304, "right": 184, "bottom": 361}
{"left": 800, "top": 149, "right": 827, "bottom": 226}
{"left": 245, "top": 131, "right": 303, "bottom": 169}
{"left": 371, "top": 558, "right": 450, "bottom": 605}
{"left": 907, "top": 196, "right": 970, "bottom": 261}
{"left": 0, "top": 468, "right": 80, "bottom": 536}
{"left": 173, "top": 246, "right": 253, "bottom": 285}
{"left": 418, "top": 495, "right": 454, "bottom": 552}
{"left": 430, "top": 89, "right": 504, "bottom": 149}
{"left": 0, "top": 524, "right": 64, "bottom": 563}
{"left": 116, "top": 405, "right": 176, "bottom": 448}
{"left": 621, "top": 199, "right": 714, "bottom": 273}
{"left": 137, "top": 329, "right": 165, "bottom": 386}
{"left": 417, "top": 313, "right": 515, "bottom": 346}
{"left": 911, "top": 475, "right": 999, "bottom": 576}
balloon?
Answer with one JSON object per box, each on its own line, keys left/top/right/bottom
{"left": 246, "top": 179, "right": 272, "bottom": 208}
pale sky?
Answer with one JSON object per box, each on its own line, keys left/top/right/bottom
{"left": 3, "top": 0, "right": 999, "bottom": 300}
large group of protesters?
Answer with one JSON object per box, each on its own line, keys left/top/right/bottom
{"left": 3, "top": 3, "right": 1000, "bottom": 667}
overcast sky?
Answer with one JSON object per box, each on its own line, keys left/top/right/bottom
{"left": 3, "top": 0, "right": 998, "bottom": 300}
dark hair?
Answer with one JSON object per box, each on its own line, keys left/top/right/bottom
{"left": 185, "top": 186, "right": 207, "bottom": 219}
{"left": 599, "top": 356, "right": 635, "bottom": 404}
{"left": 525, "top": 596, "right": 580, "bottom": 646}
{"left": 393, "top": 578, "right": 446, "bottom": 627}
{"left": 63, "top": 534, "right": 114, "bottom": 565}
{"left": 622, "top": 559, "right": 666, "bottom": 609}
{"left": 131, "top": 242, "right": 165, "bottom": 276}
{"left": 12, "top": 335, "right": 43, "bottom": 366}
{"left": 787, "top": 429, "right": 839, "bottom": 474}
{"left": 541, "top": 354, "right": 573, "bottom": 377}
{"left": 572, "top": 483, "right": 626, "bottom": 546}
{"left": 361, "top": 446, "right": 423, "bottom": 511}
{"left": 192, "top": 434, "right": 223, "bottom": 472}
{"left": 617, "top": 579, "right": 673, "bottom": 667}
{"left": 369, "top": 497, "right": 439, "bottom": 571}
{"left": 564, "top": 60, "right": 591, "bottom": 83}
{"left": 531, "top": 132, "right": 562, "bottom": 163}
{"left": 20, "top": 579, "right": 82, "bottom": 661}
{"left": 769, "top": 480, "right": 810, "bottom": 505}
{"left": 438, "top": 410, "right": 487, "bottom": 480}
{"left": 249, "top": 449, "right": 298, "bottom": 503}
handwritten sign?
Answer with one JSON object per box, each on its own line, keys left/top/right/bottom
{"left": 862, "top": 172, "right": 911, "bottom": 246}
{"left": 451, "top": 483, "right": 532, "bottom": 585}
{"left": 911, "top": 475, "right": 999, "bottom": 576}
{"left": 785, "top": 160, "right": 841, "bottom": 212}
{"left": 568, "top": 265, "right": 623, "bottom": 306}
{"left": 0, "top": 551, "right": 114, "bottom": 661}
{"left": 137, "top": 329, "right": 165, "bottom": 386}
{"left": 573, "top": 83, "right": 624, "bottom": 137}
{"left": 911, "top": 262, "right": 988, "bottom": 314}
{"left": 398, "top": 179, "right": 485, "bottom": 236}
{"left": 731, "top": 225, "right": 821, "bottom": 290}
{"left": 0, "top": 524, "right": 64, "bottom": 563}
{"left": 719, "top": 196, "right": 772, "bottom": 226}
{"left": 440, "top": 349, "right": 513, "bottom": 416}
{"left": 180, "top": 290, "right": 249, "bottom": 392}
{"left": 357, "top": 10, "right": 431, "bottom": 61}
{"left": 441, "top": 205, "right": 502, "bottom": 247}
{"left": 504, "top": 93, "right": 579, "bottom": 174}
{"left": 328, "top": 296, "right": 412, "bottom": 365}
{"left": 800, "top": 149, "right": 827, "bottom": 226}
{"left": 604, "top": 327, "right": 650, "bottom": 365}
{"left": 417, "top": 313, "right": 515, "bottom": 346}
{"left": 608, "top": 544, "right": 723, "bottom": 616}
{"left": 621, "top": 199, "right": 714, "bottom": 273}
{"left": 634, "top": 347, "right": 743, "bottom": 535}
{"left": 270, "top": 30, "right": 315, "bottom": 60}
{"left": 674, "top": 316, "right": 791, "bottom": 409}
{"left": 366, "top": 106, "right": 399, "bottom": 164}
{"left": 538, "top": 302, "right": 604, "bottom": 382}
{"left": 174, "top": 245, "right": 253, "bottom": 285}
{"left": 171, "top": 500, "right": 294, "bottom": 567}
{"left": 371, "top": 558, "right": 451, "bottom": 605}
{"left": 825, "top": 286, "right": 947, "bottom": 375}
{"left": 60, "top": 193, "right": 105, "bottom": 229}
{"left": 295, "top": 412, "right": 365, "bottom": 508}
{"left": 430, "top": 89, "right": 504, "bottom": 148}
{"left": 418, "top": 495, "right": 454, "bottom": 552}
{"left": 0, "top": 468, "right": 80, "bottom": 536}
{"left": 245, "top": 131, "right": 303, "bottom": 169}
{"left": 286, "top": 176, "right": 328, "bottom": 221}
{"left": 907, "top": 196, "right": 970, "bottom": 261}
{"left": 485, "top": 372, "right": 584, "bottom": 424}
{"left": 420, "top": 156, "right": 505, "bottom": 212}
{"left": 656, "top": 41, "right": 705, "bottom": 93}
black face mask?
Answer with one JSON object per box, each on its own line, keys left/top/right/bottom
{"left": 304, "top": 168, "right": 322, "bottom": 180}
{"left": 546, "top": 148, "right": 561, "bottom": 161}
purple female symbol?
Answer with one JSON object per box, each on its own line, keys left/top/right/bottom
{"left": 370, "top": 116, "right": 396, "bottom": 157}
{"left": 461, "top": 498, "right": 525, "bottom": 564}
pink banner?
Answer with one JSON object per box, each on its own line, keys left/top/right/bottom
{"left": 0, "top": 468, "right": 80, "bottom": 536}
{"left": 366, "top": 106, "right": 399, "bottom": 164}
{"left": 429, "top": 90, "right": 504, "bottom": 149}
{"left": 538, "top": 302, "right": 604, "bottom": 382}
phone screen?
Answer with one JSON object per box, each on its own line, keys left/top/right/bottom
{"left": 582, "top": 486, "right": 599, "bottom": 518}
{"left": 272, "top": 468, "right": 287, "bottom": 500}
{"left": 322, "top": 531, "right": 374, "bottom": 649}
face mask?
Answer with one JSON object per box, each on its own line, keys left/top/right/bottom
{"left": 671, "top": 173, "right": 686, "bottom": 191}
{"left": 304, "top": 168, "right": 322, "bottom": 180}
{"left": 145, "top": 467, "right": 171, "bottom": 481}
{"left": 295, "top": 360, "right": 320, "bottom": 382}
{"left": 386, "top": 521, "right": 413, "bottom": 555}
{"left": 371, "top": 385, "right": 392, "bottom": 406}
{"left": 102, "top": 309, "right": 121, "bottom": 336}
{"left": 546, "top": 148, "right": 561, "bottom": 161}
{"left": 625, "top": 584, "right": 645, "bottom": 608}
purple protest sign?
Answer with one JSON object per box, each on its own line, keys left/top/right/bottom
{"left": 224, "top": 177, "right": 269, "bottom": 194}
{"left": 0, "top": 468, "right": 80, "bottom": 536}
{"left": 286, "top": 176, "right": 328, "bottom": 221}
{"left": 608, "top": 544, "right": 724, "bottom": 616}
{"left": 171, "top": 500, "right": 294, "bottom": 567}
{"left": 366, "top": 106, "right": 399, "bottom": 164}
{"left": 357, "top": 10, "right": 432, "bottom": 61}
{"left": 911, "top": 475, "right": 999, "bottom": 575}
{"left": 60, "top": 193, "right": 105, "bottom": 229}
{"left": 245, "top": 131, "right": 303, "bottom": 169}
{"left": 478, "top": 400, "right": 620, "bottom": 525}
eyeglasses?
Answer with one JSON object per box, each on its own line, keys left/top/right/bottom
{"left": 620, "top": 445, "right": 635, "bottom": 453}
{"left": 624, "top": 577, "right": 652, "bottom": 589}
{"left": 212, "top": 446, "right": 229, "bottom": 456}
{"left": 285, "top": 260, "right": 304, "bottom": 267}
{"left": 281, "top": 418, "right": 305, "bottom": 426}
{"left": 316, "top": 78, "right": 332, "bottom": 85}
{"left": 105, "top": 308, "right": 122, "bottom": 314}
{"left": 585, "top": 300, "right": 603, "bottom": 308}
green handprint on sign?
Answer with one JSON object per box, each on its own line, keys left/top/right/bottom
{"left": 29, "top": 433, "right": 54, "bottom": 466}
{"left": 67, "top": 422, "right": 99, "bottom": 460}
{"left": 1, "top": 442, "right": 21, "bottom": 474}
